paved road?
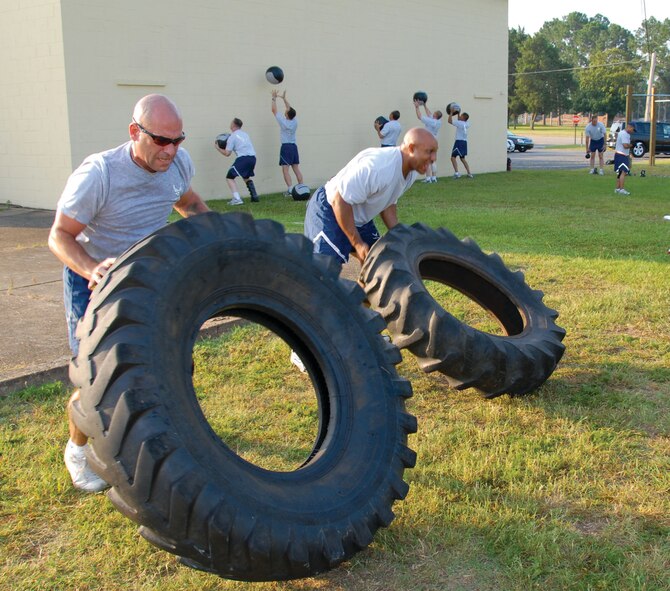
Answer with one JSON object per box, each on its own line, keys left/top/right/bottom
{"left": 509, "top": 145, "right": 586, "bottom": 171}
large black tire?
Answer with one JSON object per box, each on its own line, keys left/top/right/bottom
{"left": 360, "top": 223, "right": 566, "bottom": 398}
{"left": 70, "top": 212, "right": 416, "bottom": 581}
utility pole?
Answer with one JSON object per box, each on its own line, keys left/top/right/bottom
{"left": 649, "top": 86, "right": 657, "bottom": 167}
{"left": 645, "top": 52, "right": 656, "bottom": 120}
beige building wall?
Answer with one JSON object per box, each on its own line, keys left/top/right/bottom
{"left": 1, "top": 0, "right": 509, "bottom": 210}
{"left": 0, "top": 0, "right": 71, "bottom": 210}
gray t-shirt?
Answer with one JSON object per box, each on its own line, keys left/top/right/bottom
{"left": 380, "top": 120, "right": 402, "bottom": 146}
{"left": 226, "top": 130, "right": 256, "bottom": 157}
{"left": 585, "top": 121, "right": 606, "bottom": 141}
{"left": 57, "top": 141, "right": 194, "bottom": 261}
{"left": 275, "top": 113, "right": 298, "bottom": 144}
{"left": 421, "top": 115, "right": 442, "bottom": 138}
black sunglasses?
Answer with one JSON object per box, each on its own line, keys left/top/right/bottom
{"left": 133, "top": 118, "right": 186, "bottom": 147}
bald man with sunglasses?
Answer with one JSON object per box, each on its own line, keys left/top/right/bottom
{"left": 49, "top": 94, "right": 209, "bottom": 493}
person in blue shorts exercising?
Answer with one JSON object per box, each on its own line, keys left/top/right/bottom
{"left": 304, "top": 127, "right": 437, "bottom": 266}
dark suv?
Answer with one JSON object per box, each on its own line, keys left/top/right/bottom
{"left": 607, "top": 120, "right": 670, "bottom": 158}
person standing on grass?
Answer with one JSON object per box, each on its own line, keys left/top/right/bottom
{"left": 271, "top": 90, "right": 304, "bottom": 195}
{"left": 585, "top": 114, "right": 607, "bottom": 175}
{"left": 215, "top": 118, "right": 259, "bottom": 205}
{"left": 49, "top": 94, "right": 210, "bottom": 492}
{"left": 614, "top": 122, "right": 635, "bottom": 195}
{"left": 376, "top": 110, "right": 402, "bottom": 147}
{"left": 449, "top": 110, "right": 473, "bottom": 179}
{"left": 414, "top": 100, "right": 442, "bottom": 182}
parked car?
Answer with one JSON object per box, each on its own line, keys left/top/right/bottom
{"left": 606, "top": 120, "right": 670, "bottom": 158}
{"left": 507, "top": 130, "right": 534, "bottom": 152}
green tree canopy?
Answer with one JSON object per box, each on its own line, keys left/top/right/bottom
{"left": 635, "top": 17, "right": 670, "bottom": 95}
{"left": 514, "top": 34, "right": 575, "bottom": 126}
{"left": 573, "top": 47, "right": 640, "bottom": 119}
{"left": 508, "top": 27, "right": 530, "bottom": 119}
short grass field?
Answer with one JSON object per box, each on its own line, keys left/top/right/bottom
{"left": 2, "top": 167, "right": 669, "bottom": 591}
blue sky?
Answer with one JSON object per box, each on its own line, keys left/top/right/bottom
{"left": 508, "top": 0, "right": 670, "bottom": 34}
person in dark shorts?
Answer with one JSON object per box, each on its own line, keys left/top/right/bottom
{"left": 304, "top": 127, "right": 437, "bottom": 266}
{"left": 614, "top": 122, "right": 635, "bottom": 195}
{"left": 271, "top": 90, "right": 304, "bottom": 195}
{"left": 215, "top": 118, "right": 259, "bottom": 205}
{"left": 585, "top": 114, "right": 607, "bottom": 175}
{"left": 449, "top": 111, "right": 473, "bottom": 179}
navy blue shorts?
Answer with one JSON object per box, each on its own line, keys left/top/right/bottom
{"left": 304, "top": 187, "right": 380, "bottom": 265}
{"left": 63, "top": 266, "right": 92, "bottom": 356}
{"left": 451, "top": 140, "right": 468, "bottom": 158}
{"left": 227, "top": 155, "right": 256, "bottom": 179}
{"left": 589, "top": 138, "right": 605, "bottom": 153}
{"left": 614, "top": 153, "right": 630, "bottom": 175}
{"left": 279, "top": 143, "right": 300, "bottom": 166}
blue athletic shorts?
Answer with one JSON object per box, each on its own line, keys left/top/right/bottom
{"left": 63, "top": 266, "right": 92, "bottom": 357}
{"left": 589, "top": 138, "right": 605, "bottom": 153}
{"left": 304, "top": 187, "right": 380, "bottom": 265}
{"left": 614, "top": 153, "right": 630, "bottom": 175}
{"left": 279, "top": 143, "right": 300, "bottom": 166}
{"left": 227, "top": 155, "right": 256, "bottom": 179}
{"left": 451, "top": 140, "right": 468, "bottom": 158}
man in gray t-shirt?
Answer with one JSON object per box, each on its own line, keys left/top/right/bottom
{"left": 49, "top": 94, "right": 209, "bottom": 493}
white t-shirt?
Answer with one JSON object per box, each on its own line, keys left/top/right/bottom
{"left": 275, "top": 114, "right": 298, "bottom": 144}
{"left": 57, "top": 142, "right": 194, "bottom": 261}
{"left": 585, "top": 122, "right": 606, "bottom": 141}
{"left": 451, "top": 119, "right": 470, "bottom": 141}
{"left": 421, "top": 115, "right": 442, "bottom": 138}
{"left": 380, "top": 120, "right": 402, "bottom": 146}
{"left": 324, "top": 147, "right": 417, "bottom": 226}
{"left": 226, "top": 130, "right": 256, "bottom": 157}
{"left": 615, "top": 129, "right": 631, "bottom": 155}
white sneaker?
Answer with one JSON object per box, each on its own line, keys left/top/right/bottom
{"left": 431, "top": 177, "right": 437, "bottom": 183}
{"left": 663, "top": 215, "right": 670, "bottom": 221}
{"left": 422, "top": 178, "right": 432, "bottom": 183}
{"left": 598, "top": 169, "right": 604, "bottom": 175}
{"left": 467, "top": 174, "right": 474, "bottom": 179}
{"left": 290, "top": 350, "right": 306, "bottom": 373}
{"left": 229, "top": 196, "right": 244, "bottom": 206}
{"left": 453, "top": 173, "right": 461, "bottom": 179}
{"left": 619, "top": 189, "right": 630, "bottom": 195}
{"left": 64, "top": 442, "right": 108, "bottom": 492}
{"left": 589, "top": 168, "right": 597, "bottom": 174}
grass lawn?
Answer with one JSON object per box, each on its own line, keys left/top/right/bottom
{"left": 2, "top": 169, "right": 669, "bottom": 590}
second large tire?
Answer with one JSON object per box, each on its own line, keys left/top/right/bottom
{"left": 70, "top": 212, "right": 416, "bottom": 581}
{"left": 361, "top": 223, "right": 566, "bottom": 398}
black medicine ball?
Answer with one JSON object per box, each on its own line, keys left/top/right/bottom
{"left": 291, "top": 184, "right": 311, "bottom": 201}
{"left": 374, "top": 116, "right": 389, "bottom": 130}
{"left": 266, "top": 66, "right": 284, "bottom": 84}
{"left": 413, "top": 91, "right": 428, "bottom": 104}
{"left": 446, "top": 102, "right": 461, "bottom": 116}
{"left": 216, "top": 133, "right": 230, "bottom": 149}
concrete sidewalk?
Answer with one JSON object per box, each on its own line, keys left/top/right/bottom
{"left": 0, "top": 205, "right": 363, "bottom": 396}
{"left": 0, "top": 206, "right": 70, "bottom": 395}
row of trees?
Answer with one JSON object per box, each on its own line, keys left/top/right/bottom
{"left": 509, "top": 12, "right": 670, "bottom": 126}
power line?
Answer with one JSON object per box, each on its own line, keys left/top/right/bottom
{"left": 509, "top": 59, "right": 644, "bottom": 77}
